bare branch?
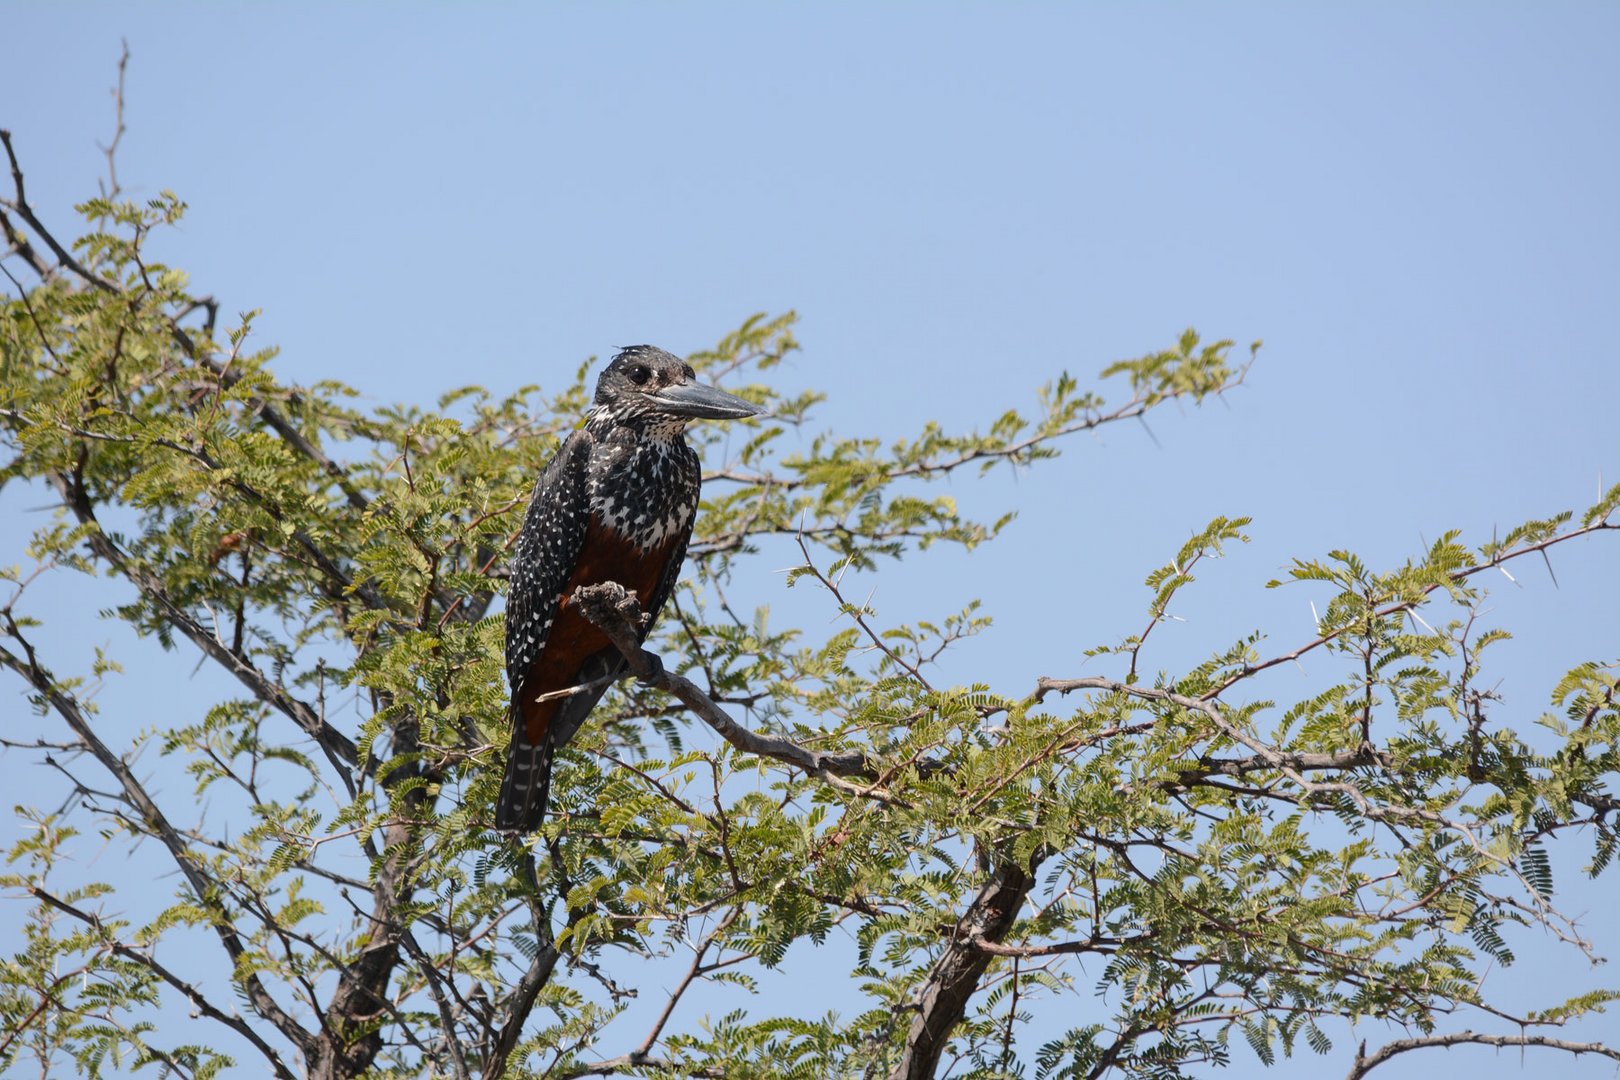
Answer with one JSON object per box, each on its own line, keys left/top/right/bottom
{"left": 97, "top": 41, "right": 129, "bottom": 201}
{"left": 572, "top": 581, "right": 875, "bottom": 782}
{"left": 632, "top": 910, "right": 740, "bottom": 1065}
{"left": 0, "top": 204, "right": 53, "bottom": 278}
{"left": 1346, "top": 1031, "right": 1620, "bottom": 1080}
{"left": 1, "top": 130, "right": 119, "bottom": 295}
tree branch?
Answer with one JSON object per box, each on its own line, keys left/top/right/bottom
{"left": 0, "top": 625, "right": 314, "bottom": 1055}
{"left": 1209, "top": 516, "right": 1619, "bottom": 698}
{"left": 0, "top": 130, "right": 118, "bottom": 295}
{"left": 888, "top": 854, "right": 1038, "bottom": 1080}
{"left": 486, "top": 880, "right": 566, "bottom": 1079}
{"left": 1033, "top": 674, "right": 1598, "bottom": 957}
{"left": 398, "top": 930, "right": 473, "bottom": 1080}
{"left": 571, "top": 581, "right": 875, "bottom": 782}
{"left": 632, "top": 910, "right": 739, "bottom": 1065}
{"left": 1, "top": 407, "right": 384, "bottom": 617}
{"left": 1346, "top": 1031, "right": 1620, "bottom": 1080}
{"left": 28, "top": 885, "right": 299, "bottom": 1079}
{"left": 44, "top": 466, "right": 358, "bottom": 773}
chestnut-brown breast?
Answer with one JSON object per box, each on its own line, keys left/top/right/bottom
{"left": 518, "top": 513, "right": 681, "bottom": 744}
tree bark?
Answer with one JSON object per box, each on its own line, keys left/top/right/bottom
{"left": 889, "top": 853, "right": 1037, "bottom": 1080}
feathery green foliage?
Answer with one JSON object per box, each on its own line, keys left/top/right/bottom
{"left": 2, "top": 140, "right": 1617, "bottom": 1080}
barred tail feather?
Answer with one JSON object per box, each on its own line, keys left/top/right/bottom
{"left": 496, "top": 709, "right": 555, "bottom": 833}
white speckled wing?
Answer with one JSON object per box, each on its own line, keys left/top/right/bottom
{"left": 503, "top": 430, "right": 592, "bottom": 704}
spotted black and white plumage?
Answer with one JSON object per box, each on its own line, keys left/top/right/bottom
{"left": 496, "top": 346, "right": 762, "bottom": 833}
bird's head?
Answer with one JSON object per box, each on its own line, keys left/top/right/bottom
{"left": 593, "top": 345, "right": 763, "bottom": 425}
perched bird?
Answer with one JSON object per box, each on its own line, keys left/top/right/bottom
{"left": 495, "top": 346, "right": 762, "bottom": 832}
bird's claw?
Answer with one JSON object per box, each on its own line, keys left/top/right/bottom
{"left": 637, "top": 649, "right": 665, "bottom": 682}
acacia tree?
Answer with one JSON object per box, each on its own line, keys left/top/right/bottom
{"left": 3, "top": 109, "right": 1619, "bottom": 1080}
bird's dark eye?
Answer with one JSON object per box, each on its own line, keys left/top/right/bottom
{"left": 628, "top": 365, "right": 651, "bottom": 385}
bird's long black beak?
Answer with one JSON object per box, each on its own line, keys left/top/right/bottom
{"left": 645, "top": 381, "right": 764, "bottom": 420}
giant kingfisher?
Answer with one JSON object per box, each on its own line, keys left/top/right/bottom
{"left": 495, "top": 346, "right": 762, "bottom": 832}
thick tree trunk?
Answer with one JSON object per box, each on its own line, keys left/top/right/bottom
{"left": 889, "top": 853, "right": 1037, "bottom": 1080}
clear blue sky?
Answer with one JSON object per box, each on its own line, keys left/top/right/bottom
{"left": 4, "top": 4, "right": 1618, "bottom": 1078}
